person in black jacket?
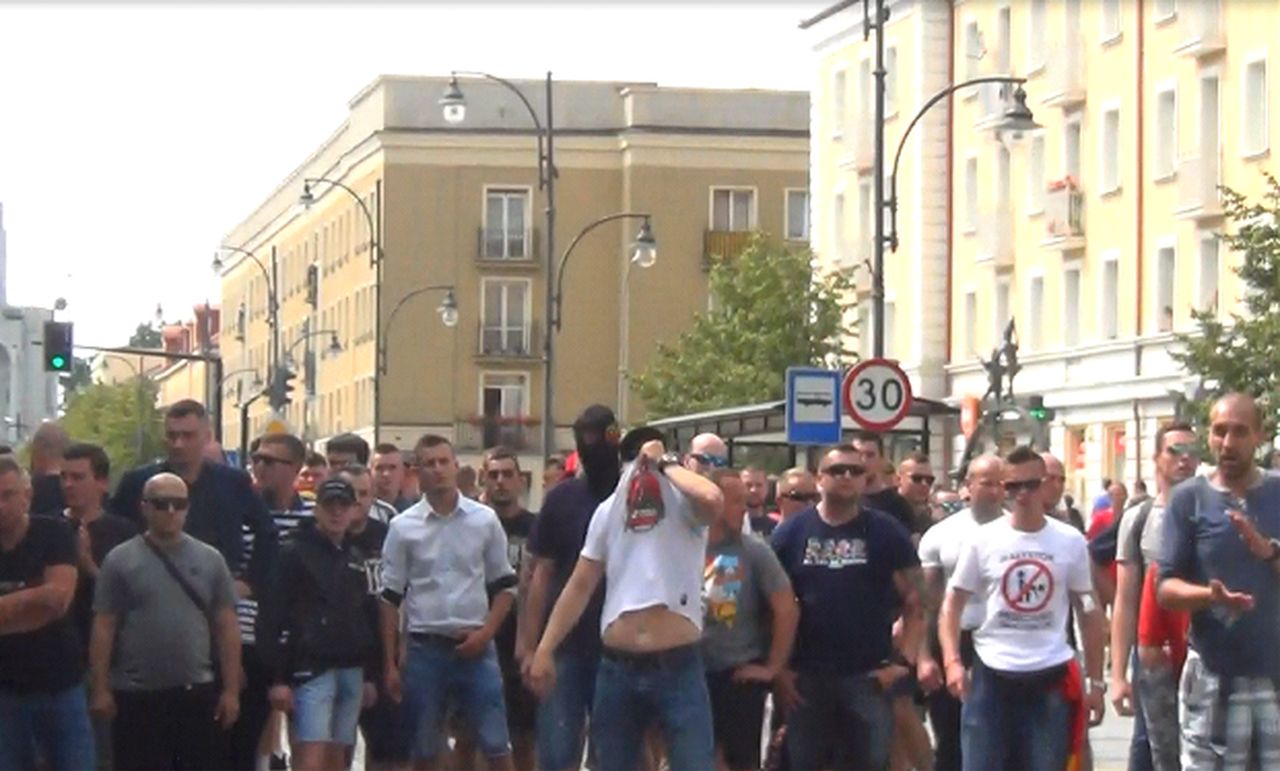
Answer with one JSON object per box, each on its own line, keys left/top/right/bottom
{"left": 257, "top": 478, "right": 379, "bottom": 771}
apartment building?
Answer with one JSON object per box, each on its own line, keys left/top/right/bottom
{"left": 217, "top": 75, "right": 808, "bottom": 486}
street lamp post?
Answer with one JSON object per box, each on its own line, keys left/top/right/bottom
{"left": 441, "top": 70, "right": 557, "bottom": 455}
{"left": 213, "top": 244, "right": 279, "bottom": 375}
{"left": 378, "top": 285, "right": 458, "bottom": 374}
{"left": 617, "top": 236, "right": 660, "bottom": 419}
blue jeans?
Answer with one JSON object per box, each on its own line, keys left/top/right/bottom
{"left": 401, "top": 637, "right": 511, "bottom": 761}
{"left": 590, "top": 645, "right": 714, "bottom": 771}
{"left": 536, "top": 651, "right": 599, "bottom": 770}
{"left": 292, "top": 667, "right": 364, "bottom": 745}
{"left": 786, "top": 671, "right": 891, "bottom": 770}
{"left": 0, "top": 684, "right": 95, "bottom": 771}
{"left": 1129, "top": 650, "right": 1155, "bottom": 771}
{"left": 961, "top": 658, "right": 1071, "bottom": 771}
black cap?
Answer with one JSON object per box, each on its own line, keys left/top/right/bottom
{"left": 317, "top": 478, "right": 356, "bottom": 505}
{"left": 619, "top": 426, "right": 667, "bottom": 463}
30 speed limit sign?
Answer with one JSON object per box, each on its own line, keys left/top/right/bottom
{"left": 842, "top": 358, "right": 914, "bottom": 432}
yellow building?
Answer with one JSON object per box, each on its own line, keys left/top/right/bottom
{"left": 218, "top": 75, "right": 808, "bottom": 487}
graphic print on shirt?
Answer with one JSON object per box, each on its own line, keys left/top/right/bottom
{"left": 625, "top": 468, "right": 666, "bottom": 532}
{"left": 704, "top": 553, "right": 743, "bottom": 628}
{"left": 996, "top": 553, "right": 1056, "bottom": 630}
{"left": 802, "top": 536, "right": 868, "bottom": 568}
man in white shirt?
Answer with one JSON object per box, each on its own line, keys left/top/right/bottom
{"left": 527, "top": 429, "right": 724, "bottom": 771}
{"left": 940, "top": 445, "right": 1106, "bottom": 771}
{"left": 916, "top": 454, "right": 1004, "bottom": 771}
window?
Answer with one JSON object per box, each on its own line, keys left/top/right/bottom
{"left": 1027, "top": 0, "right": 1047, "bottom": 72}
{"left": 1101, "top": 107, "right": 1121, "bottom": 193}
{"left": 1199, "top": 235, "right": 1219, "bottom": 311}
{"left": 481, "top": 279, "right": 531, "bottom": 355}
{"left": 1064, "top": 269, "right": 1081, "bottom": 346}
{"left": 1027, "top": 135, "right": 1046, "bottom": 212}
{"left": 1243, "top": 58, "right": 1269, "bottom": 157}
{"left": 786, "top": 189, "right": 810, "bottom": 241}
{"left": 996, "top": 6, "right": 1011, "bottom": 73}
{"left": 1154, "top": 0, "right": 1175, "bottom": 21}
{"left": 1101, "top": 0, "right": 1121, "bottom": 41}
{"left": 965, "top": 156, "right": 979, "bottom": 232}
{"left": 885, "top": 47, "right": 898, "bottom": 116}
{"left": 858, "top": 59, "right": 873, "bottom": 121}
{"left": 832, "top": 192, "right": 846, "bottom": 260}
{"left": 712, "top": 188, "right": 755, "bottom": 231}
{"left": 858, "top": 178, "right": 873, "bottom": 255}
{"left": 1155, "top": 87, "right": 1177, "bottom": 179}
{"left": 994, "top": 280, "right": 1011, "bottom": 343}
{"left": 997, "top": 145, "right": 1011, "bottom": 205}
{"left": 481, "top": 373, "right": 528, "bottom": 419}
{"left": 1156, "top": 245, "right": 1176, "bottom": 332}
{"left": 964, "top": 292, "right": 978, "bottom": 356}
{"left": 1065, "top": 118, "right": 1082, "bottom": 180}
{"left": 484, "top": 188, "right": 529, "bottom": 259}
{"left": 1028, "top": 277, "right": 1045, "bottom": 350}
{"left": 832, "top": 69, "right": 847, "bottom": 139}
{"left": 1101, "top": 258, "right": 1120, "bottom": 339}
{"left": 964, "top": 21, "right": 982, "bottom": 81}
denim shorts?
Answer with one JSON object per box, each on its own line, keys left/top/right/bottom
{"left": 401, "top": 636, "right": 511, "bottom": 761}
{"left": 291, "top": 667, "right": 364, "bottom": 745}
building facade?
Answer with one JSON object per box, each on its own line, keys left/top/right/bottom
{"left": 217, "top": 75, "right": 808, "bottom": 486}
{"left": 0, "top": 204, "right": 60, "bottom": 444}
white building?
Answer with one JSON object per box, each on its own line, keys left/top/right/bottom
{"left": 0, "top": 204, "right": 61, "bottom": 445}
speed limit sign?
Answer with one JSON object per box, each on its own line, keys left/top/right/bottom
{"left": 842, "top": 358, "right": 914, "bottom": 431}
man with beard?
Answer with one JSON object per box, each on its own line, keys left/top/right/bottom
{"left": 915, "top": 455, "right": 1004, "bottom": 771}
{"left": 517, "top": 406, "right": 619, "bottom": 771}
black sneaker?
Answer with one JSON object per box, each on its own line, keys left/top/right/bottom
{"left": 268, "top": 754, "right": 289, "bottom": 770}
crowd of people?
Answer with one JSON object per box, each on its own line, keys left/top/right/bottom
{"left": 0, "top": 391, "right": 1277, "bottom": 771}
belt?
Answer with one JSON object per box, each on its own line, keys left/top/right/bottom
{"left": 409, "top": 632, "right": 462, "bottom": 647}
{"left": 602, "top": 643, "right": 699, "bottom": 670}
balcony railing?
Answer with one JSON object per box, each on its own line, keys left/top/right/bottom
{"left": 454, "top": 418, "right": 537, "bottom": 453}
{"left": 1175, "top": 0, "right": 1225, "bottom": 59}
{"left": 1042, "top": 43, "right": 1086, "bottom": 109}
{"left": 1176, "top": 155, "right": 1224, "bottom": 219}
{"left": 978, "top": 209, "right": 1014, "bottom": 268}
{"left": 703, "top": 230, "right": 756, "bottom": 269}
{"left": 477, "top": 227, "right": 539, "bottom": 262}
{"left": 477, "top": 321, "right": 540, "bottom": 359}
{"left": 1044, "top": 181, "right": 1086, "bottom": 249}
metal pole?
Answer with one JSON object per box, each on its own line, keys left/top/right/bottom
{"left": 871, "top": 0, "right": 887, "bottom": 358}
{"left": 373, "top": 179, "right": 383, "bottom": 444}
{"left": 270, "top": 246, "right": 280, "bottom": 379}
{"left": 617, "top": 258, "right": 633, "bottom": 421}
{"left": 540, "top": 71, "right": 557, "bottom": 458}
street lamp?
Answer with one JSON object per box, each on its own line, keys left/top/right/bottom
{"left": 617, "top": 220, "right": 660, "bottom": 418}
{"left": 213, "top": 244, "right": 280, "bottom": 375}
{"left": 379, "top": 285, "right": 458, "bottom": 374}
{"left": 219, "top": 367, "right": 263, "bottom": 391}
{"left": 284, "top": 330, "right": 343, "bottom": 371}
{"left": 442, "top": 70, "right": 557, "bottom": 455}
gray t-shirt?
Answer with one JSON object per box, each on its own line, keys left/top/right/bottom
{"left": 94, "top": 534, "right": 236, "bottom": 692}
{"left": 1117, "top": 501, "right": 1164, "bottom": 566}
{"left": 701, "top": 533, "right": 792, "bottom": 673}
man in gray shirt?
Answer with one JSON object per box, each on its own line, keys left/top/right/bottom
{"left": 89, "top": 473, "right": 241, "bottom": 771}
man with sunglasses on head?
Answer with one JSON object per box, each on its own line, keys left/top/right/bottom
{"left": 770, "top": 444, "right": 924, "bottom": 770}
{"left": 940, "top": 446, "right": 1106, "bottom": 771}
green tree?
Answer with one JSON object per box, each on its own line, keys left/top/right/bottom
{"left": 630, "top": 236, "right": 858, "bottom": 420}
{"left": 128, "top": 322, "right": 162, "bottom": 349}
{"left": 60, "top": 379, "right": 165, "bottom": 480}
{"left": 58, "top": 356, "right": 94, "bottom": 398}
{"left": 1174, "top": 173, "right": 1280, "bottom": 437}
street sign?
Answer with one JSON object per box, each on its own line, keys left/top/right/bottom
{"left": 842, "top": 358, "right": 914, "bottom": 432}
{"left": 786, "top": 367, "right": 843, "bottom": 445}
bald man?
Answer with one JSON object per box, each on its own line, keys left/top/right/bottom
{"left": 91, "top": 473, "right": 242, "bottom": 771}
{"left": 685, "top": 433, "right": 730, "bottom": 476}
{"left": 1040, "top": 453, "right": 1085, "bottom": 533}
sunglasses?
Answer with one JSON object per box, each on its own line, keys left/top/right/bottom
{"left": 145, "top": 496, "right": 190, "bottom": 512}
{"left": 1167, "top": 442, "right": 1200, "bottom": 458}
{"left": 486, "top": 468, "right": 518, "bottom": 480}
{"left": 821, "top": 463, "right": 867, "bottom": 478}
{"left": 780, "top": 491, "right": 821, "bottom": 503}
{"left": 1003, "top": 479, "right": 1043, "bottom": 494}
{"left": 251, "top": 454, "right": 292, "bottom": 467}
{"left": 910, "top": 474, "right": 936, "bottom": 485}
{"left": 690, "top": 453, "right": 729, "bottom": 468}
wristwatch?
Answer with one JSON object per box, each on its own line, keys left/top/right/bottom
{"left": 1266, "top": 538, "right": 1280, "bottom": 563}
{"left": 656, "top": 452, "right": 682, "bottom": 474}
{"left": 1088, "top": 678, "right": 1107, "bottom": 694}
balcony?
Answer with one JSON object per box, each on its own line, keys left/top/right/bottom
{"left": 454, "top": 417, "right": 537, "bottom": 453}
{"left": 1175, "top": 0, "right": 1225, "bottom": 59}
{"left": 703, "top": 230, "right": 756, "bottom": 269}
{"left": 1043, "top": 181, "right": 1086, "bottom": 251}
{"left": 1041, "top": 43, "right": 1086, "bottom": 110}
{"left": 477, "top": 322, "right": 540, "bottom": 359}
{"left": 1175, "top": 155, "right": 1224, "bottom": 220}
{"left": 976, "top": 209, "right": 1015, "bottom": 269}
{"left": 477, "top": 227, "right": 539, "bottom": 263}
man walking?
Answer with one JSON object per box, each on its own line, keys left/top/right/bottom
{"left": 28, "top": 421, "right": 68, "bottom": 515}
{"left": 90, "top": 472, "right": 243, "bottom": 771}
{"left": 940, "top": 446, "right": 1106, "bottom": 771}
{"left": 379, "top": 435, "right": 517, "bottom": 771}
{"left": 773, "top": 468, "right": 819, "bottom": 524}
{"left": 769, "top": 443, "right": 924, "bottom": 770}
{"left": 1040, "top": 453, "right": 1086, "bottom": 533}
{"left": 1158, "top": 393, "right": 1280, "bottom": 770}
{"left": 851, "top": 431, "right": 918, "bottom": 535}
{"left": 741, "top": 466, "right": 775, "bottom": 536}
{"left": 898, "top": 452, "right": 937, "bottom": 541}
{"left": 0, "top": 457, "right": 93, "bottom": 771}
{"left": 373, "top": 444, "right": 417, "bottom": 512}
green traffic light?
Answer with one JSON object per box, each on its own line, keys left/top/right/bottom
{"left": 50, "top": 355, "right": 67, "bottom": 370}
{"left": 1029, "top": 408, "right": 1047, "bottom": 421}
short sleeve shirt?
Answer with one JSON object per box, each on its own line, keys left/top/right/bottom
{"left": 701, "top": 533, "right": 792, "bottom": 673}
{"left": 917, "top": 508, "right": 991, "bottom": 630}
{"left": 1116, "top": 501, "right": 1163, "bottom": 567}
{"left": 771, "top": 506, "right": 918, "bottom": 675}
{"left": 0, "top": 515, "right": 83, "bottom": 694}
{"left": 526, "top": 478, "right": 606, "bottom": 657}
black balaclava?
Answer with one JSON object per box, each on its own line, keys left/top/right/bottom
{"left": 573, "top": 404, "right": 621, "bottom": 500}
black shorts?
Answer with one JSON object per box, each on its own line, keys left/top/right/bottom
{"left": 707, "top": 667, "right": 769, "bottom": 769}
{"left": 359, "top": 690, "right": 410, "bottom": 763}
{"left": 502, "top": 663, "right": 537, "bottom": 736}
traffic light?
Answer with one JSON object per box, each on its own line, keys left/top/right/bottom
{"left": 1028, "top": 394, "right": 1055, "bottom": 422}
{"left": 42, "top": 321, "right": 73, "bottom": 372}
{"left": 269, "top": 366, "right": 296, "bottom": 410}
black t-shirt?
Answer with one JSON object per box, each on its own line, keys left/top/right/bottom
{"left": 527, "top": 478, "right": 607, "bottom": 658}
{"left": 494, "top": 509, "right": 536, "bottom": 670}
{"left": 865, "top": 488, "right": 920, "bottom": 534}
{"left": 66, "top": 511, "right": 137, "bottom": 657}
{"left": 30, "top": 474, "right": 64, "bottom": 518}
{"left": 749, "top": 513, "right": 777, "bottom": 537}
{"left": 346, "top": 517, "right": 390, "bottom": 597}
{"left": 0, "top": 515, "right": 84, "bottom": 693}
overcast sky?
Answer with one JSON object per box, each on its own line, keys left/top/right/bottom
{"left": 0, "top": 2, "right": 826, "bottom": 346}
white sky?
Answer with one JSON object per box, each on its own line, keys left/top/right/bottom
{"left": 0, "top": 1, "right": 827, "bottom": 347}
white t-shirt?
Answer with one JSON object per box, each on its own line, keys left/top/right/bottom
{"left": 918, "top": 508, "right": 1000, "bottom": 630}
{"left": 581, "top": 464, "right": 708, "bottom": 635}
{"left": 948, "top": 514, "right": 1093, "bottom": 672}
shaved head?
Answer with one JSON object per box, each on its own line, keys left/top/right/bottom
{"left": 967, "top": 454, "right": 1004, "bottom": 480}
{"left": 1212, "top": 392, "right": 1263, "bottom": 430}
{"left": 143, "top": 472, "right": 186, "bottom": 498}
{"left": 690, "top": 433, "right": 728, "bottom": 457}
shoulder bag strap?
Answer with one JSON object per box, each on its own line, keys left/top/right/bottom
{"left": 142, "top": 535, "right": 212, "bottom": 619}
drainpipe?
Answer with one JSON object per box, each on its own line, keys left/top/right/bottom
{"left": 1133, "top": 0, "right": 1146, "bottom": 480}
{"left": 943, "top": 2, "right": 956, "bottom": 479}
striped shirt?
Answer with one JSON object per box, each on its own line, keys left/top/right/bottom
{"left": 236, "top": 498, "right": 315, "bottom": 645}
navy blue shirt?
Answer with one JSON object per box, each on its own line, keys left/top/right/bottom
{"left": 1160, "top": 474, "right": 1280, "bottom": 678}
{"left": 527, "top": 478, "right": 606, "bottom": 658}
{"left": 771, "top": 505, "right": 918, "bottom": 675}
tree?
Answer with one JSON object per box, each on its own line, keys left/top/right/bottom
{"left": 128, "top": 322, "right": 162, "bottom": 349}
{"left": 1174, "top": 173, "right": 1280, "bottom": 436}
{"left": 58, "top": 356, "right": 94, "bottom": 397}
{"left": 630, "top": 235, "right": 858, "bottom": 419}
{"left": 59, "top": 379, "right": 165, "bottom": 480}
